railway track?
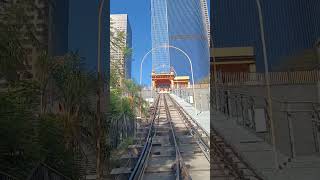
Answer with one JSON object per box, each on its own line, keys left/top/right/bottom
{"left": 128, "top": 93, "right": 264, "bottom": 180}
{"left": 129, "top": 94, "right": 210, "bottom": 180}
{"left": 210, "top": 128, "right": 264, "bottom": 180}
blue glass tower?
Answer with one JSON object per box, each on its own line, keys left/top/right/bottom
{"left": 151, "top": 0, "right": 171, "bottom": 73}
{"left": 151, "top": 0, "right": 210, "bottom": 81}
{"left": 211, "top": 0, "right": 320, "bottom": 71}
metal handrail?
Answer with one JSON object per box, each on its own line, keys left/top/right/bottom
{"left": 213, "top": 70, "right": 320, "bottom": 86}
{"left": 129, "top": 95, "right": 160, "bottom": 180}
{"left": 41, "top": 163, "right": 73, "bottom": 180}
{"left": 215, "top": 89, "right": 320, "bottom": 119}
{"left": 216, "top": 88, "right": 320, "bottom": 106}
{"left": 0, "top": 171, "right": 18, "bottom": 180}
{"left": 171, "top": 95, "right": 210, "bottom": 137}
{"left": 215, "top": 87, "right": 320, "bottom": 157}
{"left": 211, "top": 126, "right": 265, "bottom": 180}
{"left": 26, "top": 162, "right": 72, "bottom": 180}
{"left": 168, "top": 95, "right": 210, "bottom": 161}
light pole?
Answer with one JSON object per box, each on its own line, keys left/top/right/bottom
{"left": 210, "top": 31, "right": 219, "bottom": 111}
{"left": 96, "top": 0, "right": 105, "bottom": 179}
{"left": 315, "top": 39, "right": 320, "bottom": 104}
{"left": 139, "top": 45, "right": 197, "bottom": 111}
{"left": 171, "top": 66, "right": 178, "bottom": 91}
{"left": 255, "top": 0, "right": 278, "bottom": 169}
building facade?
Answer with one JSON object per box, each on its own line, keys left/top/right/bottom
{"left": 200, "top": 0, "right": 210, "bottom": 45}
{"left": 50, "top": 0, "right": 69, "bottom": 57}
{"left": 211, "top": 47, "right": 256, "bottom": 73}
{"left": 151, "top": 0, "right": 171, "bottom": 73}
{"left": 211, "top": 0, "right": 320, "bottom": 71}
{"left": 0, "top": 0, "right": 69, "bottom": 79}
{"left": 110, "top": 14, "right": 132, "bottom": 79}
{"left": 151, "top": 0, "right": 210, "bottom": 82}
{"left": 68, "top": 0, "right": 109, "bottom": 77}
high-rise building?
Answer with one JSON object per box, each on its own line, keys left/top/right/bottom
{"left": 110, "top": 14, "right": 132, "bottom": 79}
{"left": 151, "top": 0, "right": 171, "bottom": 73}
{"left": 211, "top": 0, "right": 320, "bottom": 71}
{"left": 0, "top": 0, "right": 69, "bottom": 78}
{"left": 200, "top": 0, "right": 210, "bottom": 45}
{"left": 151, "top": 0, "right": 210, "bottom": 81}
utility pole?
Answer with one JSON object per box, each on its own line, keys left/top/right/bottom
{"left": 315, "top": 39, "right": 320, "bottom": 104}
{"left": 255, "top": 0, "right": 278, "bottom": 169}
{"left": 210, "top": 32, "right": 219, "bottom": 111}
{"left": 96, "top": 0, "right": 105, "bottom": 180}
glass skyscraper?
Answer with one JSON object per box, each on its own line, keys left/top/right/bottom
{"left": 212, "top": 0, "right": 320, "bottom": 71}
{"left": 151, "top": 0, "right": 171, "bottom": 73}
{"left": 151, "top": 0, "right": 210, "bottom": 81}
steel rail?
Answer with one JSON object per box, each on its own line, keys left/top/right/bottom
{"left": 137, "top": 98, "right": 162, "bottom": 180}
{"left": 163, "top": 94, "right": 192, "bottom": 180}
{"left": 167, "top": 95, "right": 210, "bottom": 161}
{"left": 129, "top": 95, "right": 161, "bottom": 180}
{"left": 163, "top": 95, "right": 180, "bottom": 180}
{"left": 211, "top": 126, "right": 265, "bottom": 180}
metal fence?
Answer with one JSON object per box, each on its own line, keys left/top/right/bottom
{"left": 0, "top": 171, "right": 17, "bottom": 180}
{"left": 212, "top": 70, "right": 320, "bottom": 86}
{"left": 0, "top": 163, "right": 73, "bottom": 180}
{"left": 27, "top": 163, "right": 72, "bottom": 180}
{"left": 212, "top": 88, "right": 320, "bottom": 158}
{"left": 172, "top": 86, "right": 210, "bottom": 111}
{"left": 189, "top": 83, "right": 209, "bottom": 89}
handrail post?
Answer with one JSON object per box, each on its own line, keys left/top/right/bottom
{"left": 286, "top": 102, "right": 296, "bottom": 158}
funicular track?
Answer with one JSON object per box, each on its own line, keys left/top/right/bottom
{"left": 210, "top": 127, "right": 264, "bottom": 180}
{"left": 129, "top": 94, "right": 210, "bottom": 180}
{"left": 119, "top": 93, "right": 264, "bottom": 180}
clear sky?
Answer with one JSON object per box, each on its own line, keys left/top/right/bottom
{"left": 111, "top": 0, "right": 152, "bottom": 86}
{"left": 110, "top": 0, "right": 210, "bottom": 86}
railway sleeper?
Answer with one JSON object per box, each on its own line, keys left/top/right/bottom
{"left": 135, "top": 131, "right": 148, "bottom": 138}
{"left": 155, "top": 130, "right": 170, "bottom": 136}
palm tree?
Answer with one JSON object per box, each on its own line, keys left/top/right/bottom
{"left": 0, "top": 82, "right": 42, "bottom": 178}
{"left": 0, "top": 1, "right": 100, "bottom": 178}
{"left": 50, "top": 52, "right": 96, "bottom": 149}
{"left": 108, "top": 79, "right": 148, "bottom": 150}
{"left": 34, "top": 51, "right": 53, "bottom": 114}
{"left": 49, "top": 52, "right": 100, "bottom": 178}
{"left": 0, "top": 30, "right": 26, "bottom": 83}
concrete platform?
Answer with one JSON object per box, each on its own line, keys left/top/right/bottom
{"left": 212, "top": 109, "right": 320, "bottom": 180}
{"left": 142, "top": 172, "right": 175, "bottom": 180}
{"left": 189, "top": 170, "right": 210, "bottom": 180}
{"left": 110, "top": 167, "right": 132, "bottom": 175}
{"left": 170, "top": 94, "right": 210, "bottom": 134}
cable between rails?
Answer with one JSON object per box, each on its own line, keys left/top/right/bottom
{"left": 164, "top": 94, "right": 192, "bottom": 180}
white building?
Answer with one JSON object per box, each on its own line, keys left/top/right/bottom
{"left": 110, "top": 14, "right": 132, "bottom": 81}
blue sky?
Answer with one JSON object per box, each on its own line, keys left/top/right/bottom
{"left": 111, "top": 0, "right": 152, "bottom": 86}
{"left": 110, "top": 0, "right": 210, "bottom": 86}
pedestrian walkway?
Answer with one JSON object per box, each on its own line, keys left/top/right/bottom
{"left": 212, "top": 109, "right": 320, "bottom": 180}
{"left": 170, "top": 93, "right": 210, "bottom": 134}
